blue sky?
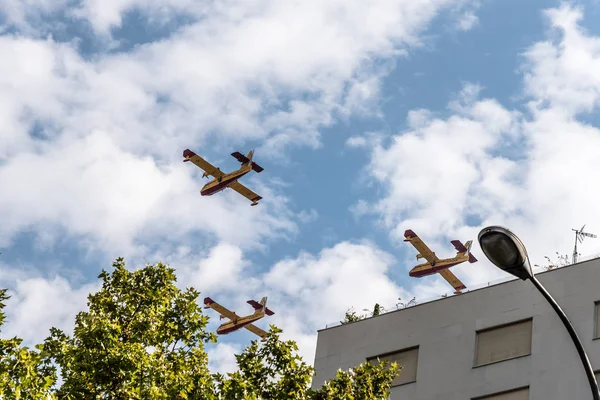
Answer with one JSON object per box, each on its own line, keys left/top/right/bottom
{"left": 3, "top": 0, "right": 600, "bottom": 373}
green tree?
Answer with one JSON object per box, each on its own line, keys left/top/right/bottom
{"left": 213, "top": 326, "right": 312, "bottom": 399}
{"left": 314, "top": 359, "right": 399, "bottom": 400}
{"left": 340, "top": 307, "right": 365, "bottom": 325}
{"left": 372, "top": 303, "right": 381, "bottom": 317}
{"left": 216, "top": 326, "right": 400, "bottom": 400}
{"left": 1, "top": 258, "right": 399, "bottom": 399}
{"left": 42, "top": 258, "right": 217, "bottom": 399}
{"left": 341, "top": 303, "right": 387, "bottom": 325}
{"left": 0, "top": 289, "right": 56, "bottom": 399}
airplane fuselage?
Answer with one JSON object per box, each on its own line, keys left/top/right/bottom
{"left": 201, "top": 165, "right": 252, "bottom": 196}
{"left": 216, "top": 313, "right": 264, "bottom": 335}
{"left": 409, "top": 256, "right": 468, "bottom": 277}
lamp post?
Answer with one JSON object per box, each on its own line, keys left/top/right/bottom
{"left": 478, "top": 226, "right": 600, "bottom": 400}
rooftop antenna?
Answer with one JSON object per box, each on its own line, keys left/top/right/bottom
{"left": 572, "top": 224, "right": 597, "bottom": 264}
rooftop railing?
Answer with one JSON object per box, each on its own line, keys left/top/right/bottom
{"left": 323, "top": 274, "right": 516, "bottom": 329}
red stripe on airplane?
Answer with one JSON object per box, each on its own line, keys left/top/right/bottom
{"left": 409, "top": 262, "right": 462, "bottom": 277}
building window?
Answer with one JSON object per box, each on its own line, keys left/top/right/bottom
{"left": 367, "top": 346, "right": 418, "bottom": 386}
{"left": 474, "top": 318, "right": 532, "bottom": 367}
{"left": 594, "top": 301, "right": 600, "bottom": 339}
{"left": 473, "top": 387, "right": 529, "bottom": 400}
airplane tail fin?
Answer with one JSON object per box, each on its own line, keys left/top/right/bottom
{"left": 258, "top": 296, "right": 267, "bottom": 314}
{"left": 231, "top": 150, "right": 264, "bottom": 173}
{"left": 450, "top": 239, "right": 478, "bottom": 263}
{"left": 464, "top": 240, "right": 472, "bottom": 256}
{"left": 246, "top": 150, "right": 254, "bottom": 164}
{"left": 247, "top": 296, "right": 275, "bottom": 316}
{"left": 248, "top": 150, "right": 263, "bottom": 173}
{"left": 463, "top": 240, "right": 478, "bottom": 263}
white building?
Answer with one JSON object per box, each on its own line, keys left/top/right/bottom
{"left": 311, "top": 258, "right": 600, "bottom": 399}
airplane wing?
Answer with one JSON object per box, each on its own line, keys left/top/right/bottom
{"left": 244, "top": 323, "right": 267, "bottom": 339}
{"left": 183, "top": 149, "right": 225, "bottom": 179}
{"left": 404, "top": 229, "right": 439, "bottom": 263}
{"left": 228, "top": 181, "right": 262, "bottom": 204}
{"left": 438, "top": 268, "right": 467, "bottom": 292}
{"left": 203, "top": 297, "right": 238, "bottom": 320}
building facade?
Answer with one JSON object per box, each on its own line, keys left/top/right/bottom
{"left": 311, "top": 258, "right": 600, "bottom": 399}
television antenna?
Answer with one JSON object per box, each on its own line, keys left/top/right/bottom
{"left": 572, "top": 224, "right": 597, "bottom": 264}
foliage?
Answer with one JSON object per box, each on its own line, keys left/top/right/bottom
{"left": 0, "top": 258, "right": 400, "bottom": 399}
{"left": 395, "top": 297, "right": 417, "bottom": 309}
{"left": 314, "top": 360, "right": 400, "bottom": 400}
{"left": 215, "top": 326, "right": 400, "bottom": 400}
{"left": 214, "top": 326, "right": 313, "bottom": 399}
{"left": 42, "top": 257, "right": 217, "bottom": 399}
{"left": 0, "top": 289, "right": 57, "bottom": 399}
{"left": 372, "top": 303, "right": 381, "bottom": 317}
{"left": 535, "top": 252, "right": 571, "bottom": 271}
{"left": 340, "top": 307, "right": 366, "bottom": 325}
{"left": 341, "top": 298, "right": 420, "bottom": 325}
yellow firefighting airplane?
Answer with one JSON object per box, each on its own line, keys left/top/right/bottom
{"left": 183, "top": 149, "right": 264, "bottom": 206}
{"left": 203, "top": 296, "right": 274, "bottom": 341}
{"left": 404, "top": 229, "right": 478, "bottom": 294}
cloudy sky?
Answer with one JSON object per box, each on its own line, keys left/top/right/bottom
{"left": 3, "top": 0, "right": 600, "bottom": 375}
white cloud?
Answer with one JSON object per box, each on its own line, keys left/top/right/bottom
{"left": 162, "top": 240, "right": 413, "bottom": 370}
{"left": 352, "top": 3, "right": 600, "bottom": 290}
{"left": 207, "top": 342, "right": 242, "bottom": 375}
{"left": 297, "top": 209, "right": 318, "bottom": 224}
{"left": 3, "top": 2, "right": 600, "bottom": 382}
{"left": 0, "top": 0, "right": 482, "bottom": 255}
{"left": 3, "top": 275, "right": 98, "bottom": 345}
{"left": 406, "top": 108, "right": 433, "bottom": 128}
{"left": 0, "top": 131, "right": 298, "bottom": 254}
{"left": 0, "top": 36, "right": 78, "bottom": 158}
{"left": 0, "top": 0, "right": 73, "bottom": 35}
{"left": 259, "top": 241, "right": 410, "bottom": 363}
{"left": 1, "top": 239, "right": 407, "bottom": 372}
{"left": 348, "top": 89, "right": 528, "bottom": 285}
{"left": 0, "top": 0, "right": 493, "bottom": 378}
{"left": 359, "top": 87, "right": 521, "bottom": 238}
{"left": 456, "top": 10, "right": 478, "bottom": 31}
{"left": 178, "top": 243, "right": 250, "bottom": 293}
{"left": 521, "top": 4, "right": 600, "bottom": 116}
{"left": 345, "top": 136, "right": 368, "bottom": 148}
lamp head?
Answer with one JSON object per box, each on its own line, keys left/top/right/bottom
{"left": 478, "top": 226, "right": 533, "bottom": 280}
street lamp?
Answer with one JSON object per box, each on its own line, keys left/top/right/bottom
{"left": 478, "top": 226, "right": 600, "bottom": 400}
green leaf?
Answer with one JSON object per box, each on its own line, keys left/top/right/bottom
{"left": 1, "top": 258, "right": 399, "bottom": 399}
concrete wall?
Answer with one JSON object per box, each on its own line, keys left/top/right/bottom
{"left": 311, "top": 258, "right": 600, "bottom": 399}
